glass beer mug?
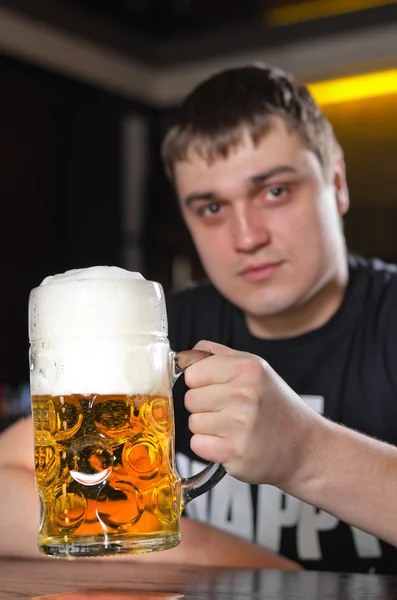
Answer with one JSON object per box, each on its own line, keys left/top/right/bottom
{"left": 28, "top": 267, "right": 225, "bottom": 558}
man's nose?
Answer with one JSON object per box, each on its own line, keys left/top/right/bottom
{"left": 231, "top": 205, "right": 271, "bottom": 254}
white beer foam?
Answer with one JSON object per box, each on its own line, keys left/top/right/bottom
{"left": 29, "top": 266, "right": 169, "bottom": 396}
{"left": 40, "top": 266, "right": 145, "bottom": 286}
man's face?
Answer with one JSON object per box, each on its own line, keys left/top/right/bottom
{"left": 174, "top": 117, "right": 348, "bottom": 319}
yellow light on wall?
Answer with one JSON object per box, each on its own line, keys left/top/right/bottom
{"left": 307, "top": 70, "right": 397, "bottom": 106}
{"left": 267, "top": 0, "right": 394, "bottom": 26}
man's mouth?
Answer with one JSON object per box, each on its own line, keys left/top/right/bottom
{"left": 238, "top": 261, "right": 282, "bottom": 282}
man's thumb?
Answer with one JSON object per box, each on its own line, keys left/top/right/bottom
{"left": 193, "top": 340, "right": 237, "bottom": 355}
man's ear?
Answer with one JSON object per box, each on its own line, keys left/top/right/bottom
{"left": 333, "top": 160, "right": 349, "bottom": 216}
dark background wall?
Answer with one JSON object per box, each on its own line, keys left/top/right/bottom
{"left": 1, "top": 56, "right": 122, "bottom": 390}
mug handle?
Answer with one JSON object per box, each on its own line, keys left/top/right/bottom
{"left": 170, "top": 349, "right": 226, "bottom": 508}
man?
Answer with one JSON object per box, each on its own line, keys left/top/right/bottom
{"left": 162, "top": 64, "right": 397, "bottom": 574}
{"left": 1, "top": 64, "right": 396, "bottom": 573}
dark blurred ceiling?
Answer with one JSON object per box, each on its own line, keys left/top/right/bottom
{"left": 3, "top": 0, "right": 395, "bottom": 64}
{"left": 1, "top": 0, "right": 394, "bottom": 105}
{"left": 61, "top": 0, "right": 265, "bottom": 38}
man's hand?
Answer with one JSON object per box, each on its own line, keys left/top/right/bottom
{"left": 185, "top": 340, "right": 322, "bottom": 490}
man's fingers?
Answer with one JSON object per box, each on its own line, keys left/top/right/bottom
{"left": 190, "top": 434, "right": 231, "bottom": 465}
{"left": 185, "top": 384, "right": 230, "bottom": 413}
{"left": 184, "top": 353, "right": 241, "bottom": 388}
{"left": 188, "top": 410, "right": 231, "bottom": 437}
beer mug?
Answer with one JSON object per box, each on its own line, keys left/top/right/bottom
{"left": 28, "top": 267, "right": 225, "bottom": 558}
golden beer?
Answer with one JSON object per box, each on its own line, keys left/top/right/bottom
{"left": 32, "top": 393, "right": 180, "bottom": 556}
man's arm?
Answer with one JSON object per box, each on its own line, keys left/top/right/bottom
{"left": 286, "top": 418, "right": 397, "bottom": 547}
{"left": 131, "top": 517, "right": 299, "bottom": 568}
{"left": 0, "top": 417, "right": 300, "bottom": 568}
{"left": 187, "top": 340, "right": 397, "bottom": 547}
{"left": 0, "top": 417, "right": 40, "bottom": 557}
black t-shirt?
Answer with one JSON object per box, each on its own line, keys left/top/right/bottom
{"left": 167, "top": 254, "right": 397, "bottom": 574}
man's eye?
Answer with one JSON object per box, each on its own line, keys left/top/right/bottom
{"left": 265, "top": 186, "right": 289, "bottom": 201}
{"left": 207, "top": 203, "right": 221, "bottom": 213}
{"left": 199, "top": 202, "right": 222, "bottom": 216}
{"left": 268, "top": 187, "right": 283, "bottom": 198}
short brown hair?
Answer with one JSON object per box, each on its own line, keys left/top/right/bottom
{"left": 161, "top": 64, "right": 342, "bottom": 182}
